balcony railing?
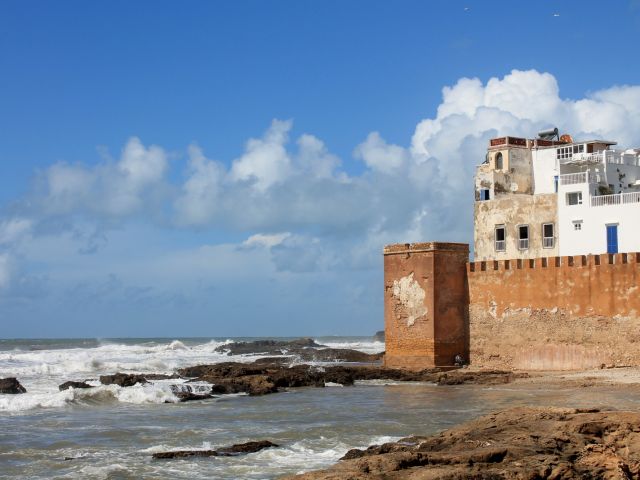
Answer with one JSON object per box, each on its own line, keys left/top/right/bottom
{"left": 591, "top": 191, "right": 640, "bottom": 207}
{"left": 559, "top": 172, "right": 597, "bottom": 185}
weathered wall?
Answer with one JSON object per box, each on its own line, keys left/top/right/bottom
{"left": 474, "top": 193, "right": 558, "bottom": 261}
{"left": 468, "top": 253, "right": 640, "bottom": 370}
{"left": 383, "top": 242, "right": 469, "bottom": 370}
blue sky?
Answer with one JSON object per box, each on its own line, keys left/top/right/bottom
{"left": 1, "top": 0, "right": 639, "bottom": 338}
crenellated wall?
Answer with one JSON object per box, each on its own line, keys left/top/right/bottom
{"left": 468, "top": 252, "right": 640, "bottom": 370}
{"left": 384, "top": 243, "right": 640, "bottom": 371}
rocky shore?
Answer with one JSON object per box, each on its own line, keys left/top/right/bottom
{"left": 288, "top": 407, "right": 640, "bottom": 479}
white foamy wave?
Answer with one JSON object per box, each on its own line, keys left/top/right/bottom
{"left": 315, "top": 340, "right": 385, "bottom": 354}
{"left": 0, "top": 381, "right": 190, "bottom": 413}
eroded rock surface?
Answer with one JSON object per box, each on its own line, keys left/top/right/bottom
{"left": 152, "top": 440, "right": 278, "bottom": 459}
{"left": 288, "top": 407, "right": 640, "bottom": 479}
{"left": 59, "top": 381, "right": 92, "bottom": 391}
{"left": 177, "top": 363, "right": 523, "bottom": 396}
{"left": 214, "top": 338, "right": 383, "bottom": 363}
{"left": 0, "top": 377, "right": 26, "bottom": 394}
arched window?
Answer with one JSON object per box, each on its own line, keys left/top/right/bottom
{"left": 495, "top": 152, "right": 503, "bottom": 170}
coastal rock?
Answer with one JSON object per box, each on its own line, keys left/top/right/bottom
{"left": 373, "top": 330, "right": 385, "bottom": 342}
{"left": 98, "top": 373, "right": 179, "bottom": 387}
{"left": 99, "top": 373, "right": 149, "bottom": 387}
{"left": 0, "top": 377, "right": 27, "bottom": 394}
{"left": 177, "top": 362, "right": 522, "bottom": 397}
{"left": 59, "top": 381, "right": 92, "bottom": 391}
{"left": 215, "top": 338, "right": 323, "bottom": 355}
{"left": 286, "top": 407, "right": 640, "bottom": 479}
{"left": 152, "top": 440, "right": 278, "bottom": 459}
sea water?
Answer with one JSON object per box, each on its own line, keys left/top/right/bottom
{"left": 0, "top": 337, "right": 638, "bottom": 479}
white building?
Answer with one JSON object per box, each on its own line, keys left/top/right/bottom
{"left": 473, "top": 131, "right": 640, "bottom": 260}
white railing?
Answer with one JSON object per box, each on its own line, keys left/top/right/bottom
{"left": 603, "top": 150, "right": 640, "bottom": 166}
{"left": 559, "top": 172, "right": 594, "bottom": 185}
{"left": 495, "top": 240, "right": 505, "bottom": 252}
{"left": 590, "top": 191, "right": 640, "bottom": 207}
{"left": 543, "top": 237, "right": 554, "bottom": 248}
{"left": 518, "top": 239, "right": 529, "bottom": 250}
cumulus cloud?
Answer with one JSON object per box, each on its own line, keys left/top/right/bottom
{"left": 3, "top": 69, "right": 640, "bottom": 287}
{"left": 34, "top": 136, "right": 168, "bottom": 217}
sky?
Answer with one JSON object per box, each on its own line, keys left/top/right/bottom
{"left": 1, "top": 0, "right": 639, "bottom": 338}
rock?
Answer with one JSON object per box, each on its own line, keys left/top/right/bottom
{"left": 295, "top": 348, "right": 383, "bottom": 363}
{"left": 374, "top": 330, "right": 385, "bottom": 342}
{"left": 215, "top": 338, "right": 324, "bottom": 356}
{"left": 152, "top": 440, "right": 278, "bottom": 459}
{"left": 0, "top": 377, "right": 26, "bottom": 394}
{"left": 99, "top": 373, "right": 149, "bottom": 387}
{"left": 98, "top": 372, "right": 179, "bottom": 387}
{"left": 176, "top": 362, "right": 521, "bottom": 398}
{"left": 59, "top": 381, "right": 92, "bottom": 391}
{"left": 285, "top": 407, "right": 640, "bottom": 479}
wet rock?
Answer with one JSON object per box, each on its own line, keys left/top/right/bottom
{"left": 98, "top": 372, "right": 179, "bottom": 387}
{"left": 152, "top": 440, "right": 278, "bottom": 459}
{"left": 296, "top": 348, "right": 383, "bottom": 363}
{"left": 99, "top": 373, "right": 149, "bottom": 387}
{"left": 0, "top": 377, "right": 26, "bottom": 394}
{"left": 286, "top": 407, "right": 640, "bottom": 479}
{"left": 176, "top": 362, "right": 521, "bottom": 398}
{"left": 59, "top": 381, "right": 92, "bottom": 391}
{"left": 215, "top": 338, "right": 323, "bottom": 356}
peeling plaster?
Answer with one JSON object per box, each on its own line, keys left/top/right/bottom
{"left": 392, "top": 273, "right": 427, "bottom": 326}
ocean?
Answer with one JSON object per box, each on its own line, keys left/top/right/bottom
{"left": 1, "top": 337, "right": 638, "bottom": 479}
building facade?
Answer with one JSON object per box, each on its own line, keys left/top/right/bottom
{"left": 474, "top": 133, "right": 640, "bottom": 260}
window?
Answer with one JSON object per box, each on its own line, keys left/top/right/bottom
{"left": 573, "top": 220, "right": 583, "bottom": 231}
{"left": 494, "top": 225, "right": 506, "bottom": 252}
{"left": 566, "top": 192, "right": 583, "bottom": 206}
{"left": 518, "top": 225, "right": 529, "bottom": 250}
{"left": 495, "top": 152, "right": 503, "bottom": 170}
{"left": 480, "top": 189, "right": 490, "bottom": 201}
{"left": 542, "top": 223, "right": 554, "bottom": 248}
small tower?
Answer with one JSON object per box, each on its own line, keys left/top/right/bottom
{"left": 383, "top": 242, "right": 469, "bottom": 370}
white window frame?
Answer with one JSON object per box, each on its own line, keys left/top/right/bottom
{"left": 566, "top": 191, "right": 583, "bottom": 206}
{"left": 517, "top": 224, "right": 529, "bottom": 250}
{"left": 542, "top": 223, "right": 554, "bottom": 248}
{"left": 494, "top": 225, "right": 506, "bottom": 252}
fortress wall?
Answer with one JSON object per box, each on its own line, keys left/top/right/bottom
{"left": 467, "top": 253, "right": 640, "bottom": 370}
{"left": 383, "top": 242, "right": 469, "bottom": 370}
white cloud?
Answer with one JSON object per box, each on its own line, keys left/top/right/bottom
{"left": 37, "top": 136, "right": 168, "bottom": 217}
{"left": 0, "top": 253, "right": 11, "bottom": 290}
{"left": 353, "top": 132, "right": 408, "bottom": 174}
{"left": 230, "top": 119, "right": 293, "bottom": 191}
{"left": 0, "top": 218, "right": 32, "bottom": 245}
{"left": 242, "top": 232, "right": 291, "bottom": 249}
{"left": 174, "top": 145, "right": 225, "bottom": 226}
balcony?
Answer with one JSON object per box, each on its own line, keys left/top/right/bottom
{"left": 590, "top": 191, "right": 640, "bottom": 207}
{"left": 559, "top": 172, "right": 598, "bottom": 185}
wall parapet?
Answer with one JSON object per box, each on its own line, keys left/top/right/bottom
{"left": 384, "top": 242, "right": 469, "bottom": 256}
{"left": 467, "top": 252, "right": 640, "bottom": 274}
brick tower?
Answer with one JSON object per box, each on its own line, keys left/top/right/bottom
{"left": 383, "top": 242, "right": 469, "bottom": 370}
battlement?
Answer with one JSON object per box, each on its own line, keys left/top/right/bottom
{"left": 467, "top": 252, "right": 640, "bottom": 273}
{"left": 384, "top": 242, "right": 470, "bottom": 255}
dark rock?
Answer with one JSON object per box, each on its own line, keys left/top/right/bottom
{"left": 152, "top": 440, "right": 278, "bottom": 459}
{"left": 59, "top": 381, "right": 92, "bottom": 391}
{"left": 0, "top": 377, "right": 26, "bottom": 394}
{"left": 215, "top": 338, "right": 323, "bottom": 356}
{"left": 99, "top": 373, "right": 149, "bottom": 387}
{"left": 374, "top": 330, "right": 385, "bottom": 342}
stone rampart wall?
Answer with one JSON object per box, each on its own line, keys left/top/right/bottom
{"left": 467, "top": 253, "right": 640, "bottom": 370}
